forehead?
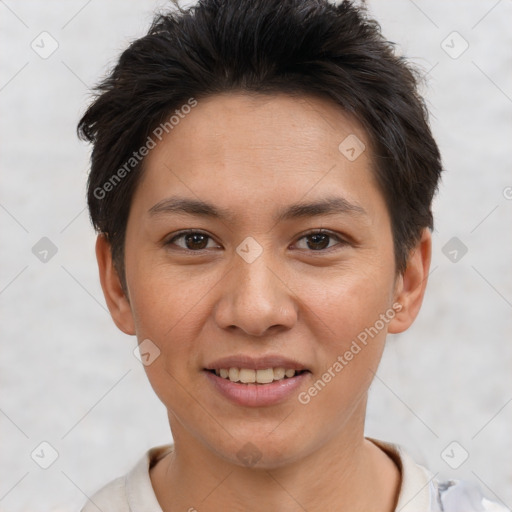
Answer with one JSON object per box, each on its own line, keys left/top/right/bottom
{"left": 133, "top": 92, "right": 384, "bottom": 223}
{"left": 145, "top": 92, "right": 368, "bottom": 169}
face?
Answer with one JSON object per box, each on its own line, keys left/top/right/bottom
{"left": 98, "top": 92, "right": 430, "bottom": 468}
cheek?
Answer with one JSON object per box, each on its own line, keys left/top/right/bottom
{"left": 292, "top": 262, "right": 394, "bottom": 409}
{"left": 127, "top": 263, "right": 220, "bottom": 396}
{"left": 128, "top": 257, "right": 218, "bottom": 336}
{"left": 296, "top": 261, "right": 395, "bottom": 346}
{"left": 295, "top": 283, "right": 390, "bottom": 440}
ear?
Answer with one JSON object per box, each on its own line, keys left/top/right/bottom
{"left": 96, "top": 234, "right": 136, "bottom": 335}
{"left": 388, "top": 228, "right": 432, "bottom": 334}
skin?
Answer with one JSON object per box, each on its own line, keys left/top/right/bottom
{"left": 96, "top": 92, "right": 431, "bottom": 511}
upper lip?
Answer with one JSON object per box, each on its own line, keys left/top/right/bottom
{"left": 205, "top": 355, "right": 309, "bottom": 371}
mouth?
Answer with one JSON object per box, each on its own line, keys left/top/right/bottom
{"left": 203, "top": 356, "right": 311, "bottom": 407}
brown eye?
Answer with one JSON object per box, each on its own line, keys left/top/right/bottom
{"left": 306, "top": 232, "right": 330, "bottom": 250}
{"left": 295, "top": 230, "right": 346, "bottom": 251}
{"left": 167, "top": 231, "right": 218, "bottom": 251}
{"left": 183, "top": 233, "right": 209, "bottom": 250}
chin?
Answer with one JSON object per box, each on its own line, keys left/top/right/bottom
{"left": 211, "top": 431, "right": 310, "bottom": 470}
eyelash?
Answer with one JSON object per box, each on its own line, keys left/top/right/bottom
{"left": 165, "top": 229, "right": 348, "bottom": 253}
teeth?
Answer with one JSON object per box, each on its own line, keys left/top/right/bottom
{"left": 256, "top": 368, "right": 274, "bottom": 384}
{"left": 214, "top": 367, "right": 301, "bottom": 384}
{"left": 228, "top": 367, "right": 240, "bottom": 382}
{"left": 239, "top": 368, "right": 256, "bottom": 383}
{"left": 273, "top": 367, "right": 286, "bottom": 380}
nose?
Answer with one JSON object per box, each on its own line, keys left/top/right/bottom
{"left": 213, "top": 250, "right": 298, "bottom": 337}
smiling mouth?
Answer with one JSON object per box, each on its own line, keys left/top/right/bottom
{"left": 206, "top": 367, "right": 309, "bottom": 384}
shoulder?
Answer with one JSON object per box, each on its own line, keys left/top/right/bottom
{"left": 431, "top": 479, "right": 510, "bottom": 512}
{"left": 80, "top": 444, "right": 173, "bottom": 512}
{"left": 81, "top": 475, "right": 129, "bottom": 512}
{"left": 368, "top": 438, "right": 510, "bottom": 512}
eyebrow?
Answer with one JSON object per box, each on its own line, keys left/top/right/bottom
{"left": 148, "top": 195, "right": 367, "bottom": 222}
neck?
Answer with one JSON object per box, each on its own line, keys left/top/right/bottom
{"left": 150, "top": 414, "right": 400, "bottom": 511}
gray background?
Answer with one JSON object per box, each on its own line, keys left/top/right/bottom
{"left": 1, "top": 0, "right": 511, "bottom": 510}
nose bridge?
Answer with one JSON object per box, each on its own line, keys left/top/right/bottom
{"left": 236, "top": 251, "right": 278, "bottom": 304}
{"left": 214, "top": 242, "right": 297, "bottom": 336}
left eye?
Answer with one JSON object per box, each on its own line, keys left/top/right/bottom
{"left": 294, "top": 230, "right": 345, "bottom": 251}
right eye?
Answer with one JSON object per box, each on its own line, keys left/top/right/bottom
{"left": 165, "top": 230, "right": 221, "bottom": 251}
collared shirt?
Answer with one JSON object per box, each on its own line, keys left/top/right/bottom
{"left": 81, "top": 440, "right": 509, "bottom": 512}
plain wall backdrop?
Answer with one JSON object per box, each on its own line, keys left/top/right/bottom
{"left": 1, "top": 0, "right": 511, "bottom": 510}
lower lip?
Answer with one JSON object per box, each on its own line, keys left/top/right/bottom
{"left": 204, "top": 370, "right": 309, "bottom": 407}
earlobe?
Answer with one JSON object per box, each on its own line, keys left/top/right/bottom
{"left": 388, "top": 229, "right": 432, "bottom": 334}
{"left": 95, "top": 235, "right": 136, "bottom": 335}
